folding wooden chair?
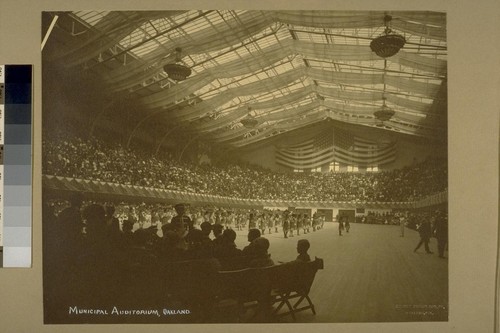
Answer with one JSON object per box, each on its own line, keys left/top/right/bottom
{"left": 217, "top": 265, "right": 277, "bottom": 322}
{"left": 271, "top": 257, "right": 324, "bottom": 321}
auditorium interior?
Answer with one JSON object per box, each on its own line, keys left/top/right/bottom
{"left": 41, "top": 10, "right": 448, "bottom": 324}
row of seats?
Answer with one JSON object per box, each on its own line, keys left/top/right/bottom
{"left": 162, "top": 257, "right": 324, "bottom": 322}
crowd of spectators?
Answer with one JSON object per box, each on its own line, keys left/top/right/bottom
{"left": 43, "top": 136, "right": 447, "bottom": 202}
{"left": 43, "top": 197, "right": 317, "bottom": 322}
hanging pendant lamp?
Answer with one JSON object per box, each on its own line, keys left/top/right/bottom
{"left": 370, "top": 14, "right": 406, "bottom": 58}
{"left": 163, "top": 47, "right": 192, "bottom": 81}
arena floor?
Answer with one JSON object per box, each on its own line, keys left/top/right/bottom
{"left": 232, "top": 222, "right": 448, "bottom": 322}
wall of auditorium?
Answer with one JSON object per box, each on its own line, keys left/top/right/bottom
{"left": 239, "top": 144, "right": 282, "bottom": 170}
{"left": 390, "top": 138, "right": 446, "bottom": 170}
{"left": 238, "top": 137, "right": 446, "bottom": 172}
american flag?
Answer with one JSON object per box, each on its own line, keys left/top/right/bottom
{"left": 275, "top": 128, "right": 396, "bottom": 169}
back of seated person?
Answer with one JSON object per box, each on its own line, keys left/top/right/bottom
{"left": 242, "top": 228, "right": 261, "bottom": 257}
{"left": 211, "top": 223, "right": 224, "bottom": 246}
{"left": 294, "top": 239, "right": 311, "bottom": 263}
{"left": 214, "top": 229, "right": 245, "bottom": 271}
{"left": 247, "top": 237, "right": 274, "bottom": 268}
{"left": 200, "top": 221, "right": 212, "bottom": 238}
{"left": 214, "top": 229, "right": 242, "bottom": 258}
{"left": 185, "top": 229, "right": 221, "bottom": 272}
{"left": 159, "top": 229, "right": 188, "bottom": 263}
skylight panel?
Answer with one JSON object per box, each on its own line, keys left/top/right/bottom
{"left": 73, "top": 11, "right": 109, "bottom": 27}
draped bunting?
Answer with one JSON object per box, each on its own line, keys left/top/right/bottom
{"left": 306, "top": 68, "right": 441, "bottom": 97}
{"left": 171, "top": 73, "right": 305, "bottom": 122}
{"left": 101, "top": 11, "right": 273, "bottom": 90}
{"left": 212, "top": 126, "right": 249, "bottom": 141}
{"left": 139, "top": 72, "right": 213, "bottom": 107}
{"left": 111, "top": 37, "right": 445, "bottom": 94}
{"left": 270, "top": 11, "right": 446, "bottom": 41}
{"left": 140, "top": 66, "right": 440, "bottom": 123}
{"left": 394, "top": 51, "right": 446, "bottom": 75}
{"left": 59, "top": 11, "right": 446, "bottom": 94}
{"left": 43, "top": 175, "right": 422, "bottom": 208}
{"left": 59, "top": 10, "right": 445, "bottom": 70}
{"left": 231, "top": 113, "right": 327, "bottom": 147}
{"left": 211, "top": 107, "right": 438, "bottom": 147}
{"left": 191, "top": 84, "right": 434, "bottom": 134}
{"left": 191, "top": 97, "right": 435, "bottom": 142}
{"left": 256, "top": 101, "right": 322, "bottom": 123}
{"left": 49, "top": 10, "right": 446, "bottom": 144}
{"left": 46, "top": 11, "right": 184, "bottom": 65}
{"left": 195, "top": 106, "right": 250, "bottom": 132}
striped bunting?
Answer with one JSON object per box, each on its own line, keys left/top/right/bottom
{"left": 276, "top": 129, "right": 396, "bottom": 169}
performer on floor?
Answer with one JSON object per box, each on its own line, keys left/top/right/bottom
{"left": 267, "top": 212, "right": 273, "bottom": 234}
{"left": 399, "top": 213, "right": 406, "bottom": 237}
{"left": 274, "top": 212, "right": 280, "bottom": 233}
{"left": 296, "top": 214, "right": 302, "bottom": 236}
{"left": 303, "top": 213, "right": 310, "bottom": 234}
{"left": 289, "top": 214, "right": 296, "bottom": 237}
{"left": 345, "top": 216, "right": 350, "bottom": 233}
{"left": 312, "top": 212, "right": 318, "bottom": 231}
{"left": 282, "top": 211, "right": 290, "bottom": 239}
{"left": 338, "top": 215, "right": 345, "bottom": 236}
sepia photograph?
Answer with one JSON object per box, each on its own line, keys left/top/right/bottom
{"left": 40, "top": 10, "right": 449, "bottom": 324}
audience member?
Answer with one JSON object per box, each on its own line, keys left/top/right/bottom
{"left": 248, "top": 237, "right": 274, "bottom": 268}
{"left": 295, "top": 239, "right": 311, "bottom": 262}
{"left": 43, "top": 136, "right": 448, "bottom": 203}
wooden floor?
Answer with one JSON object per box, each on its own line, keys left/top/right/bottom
{"left": 233, "top": 223, "right": 448, "bottom": 323}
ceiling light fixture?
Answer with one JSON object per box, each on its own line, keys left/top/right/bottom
{"left": 163, "top": 47, "right": 192, "bottom": 81}
{"left": 373, "top": 96, "right": 395, "bottom": 121}
{"left": 370, "top": 14, "right": 406, "bottom": 58}
{"left": 240, "top": 106, "right": 259, "bottom": 128}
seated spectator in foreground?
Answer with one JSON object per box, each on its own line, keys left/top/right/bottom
{"left": 185, "top": 229, "right": 221, "bottom": 271}
{"left": 121, "top": 219, "right": 135, "bottom": 247}
{"left": 200, "top": 221, "right": 212, "bottom": 238}
{"left": 242, "top": 228, "right": 260, "bottom": 251}
{"left": 215, "top": 229, "right": 243, "bottom": 271}
{"left": 162, "top": 222, "right": 188, "bottom": 254}
{"left": 248, "top": 237, "right": 274, "bottom": 268}
{"left": 214, "top": 229, "right": 242, "bottom": 259}
{"left": 159, "top": 230, "right": 187, "bottom": 262}
{"left": 294, "top": 239, "right": 311, "bottom": 262}
{"left": 212, "top": 223, "right": 224, "bottom": 247}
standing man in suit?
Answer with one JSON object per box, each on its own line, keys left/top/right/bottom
{"left": 433, "top": 210, "right": 448, "bottom": 258}
{"left": 414, "top": 218, "right": 433, "bottom": 254}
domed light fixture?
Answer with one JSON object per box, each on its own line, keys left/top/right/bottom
{"left": 370, "top": 14, "right": 406, "bottom": 58}
{"left": 374, "top": 96, "right": 395, "bottom": 121}
{"left": 240, "top": 106, "right": 259, "bottom": 128}
{"left": 163, "top": 47, "right": 192, "bottom": 81}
